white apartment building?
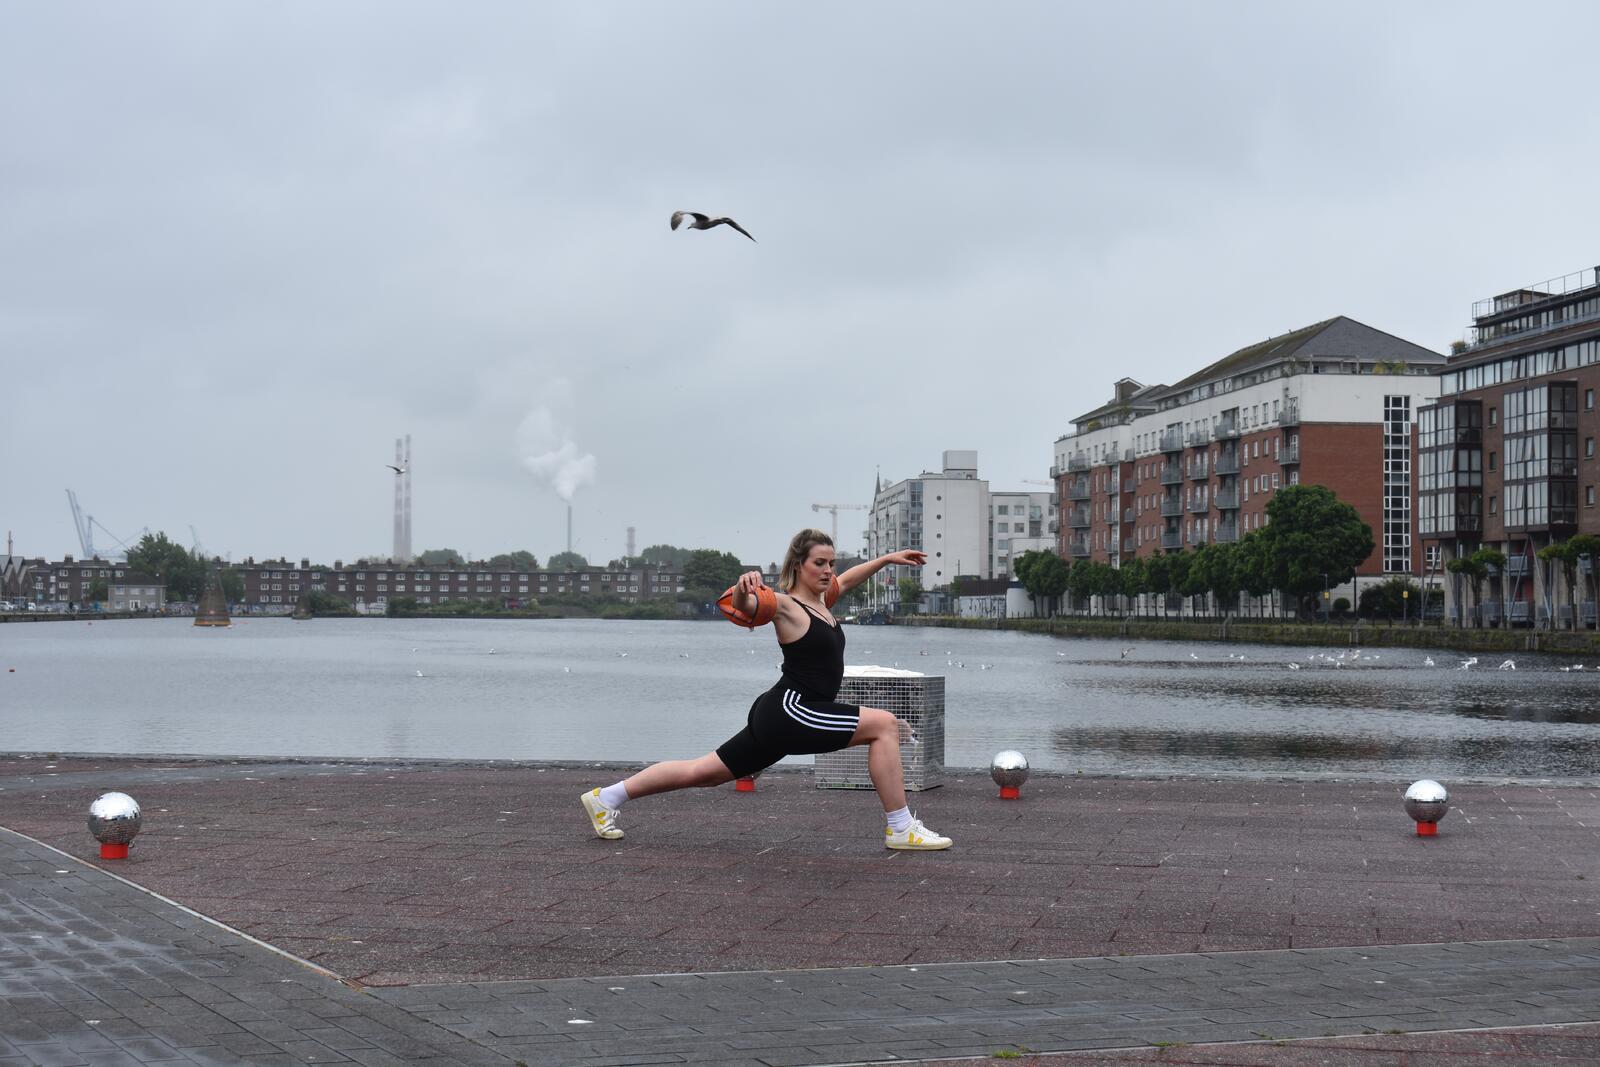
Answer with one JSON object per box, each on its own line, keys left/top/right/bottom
{"left": 989, "top": 490, "right": 1058, "bottom": 578}
{"left": 867, "top": 451, "right": 990, "bottom": 600}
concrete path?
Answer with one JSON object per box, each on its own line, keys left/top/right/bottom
{"left": 5, "top": 756, "right": 1600, "bottom": 1064}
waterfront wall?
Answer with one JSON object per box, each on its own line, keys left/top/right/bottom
{"left": 913, "top": 614, "right": 1600, "bottom": 655}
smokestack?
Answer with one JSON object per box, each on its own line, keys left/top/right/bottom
{"left": 626, "top": 526, "right": 635, "bottom": 559}
{"left": 567, "top": 504, "right": 572, "bottom": 554}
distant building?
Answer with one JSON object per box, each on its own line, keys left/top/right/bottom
{"left": 988, "top": 490, "right": 1057, "bottom": 579}
{"left": 867, "top": 451, "right": 990, "bottom": 602}
{"left": 19, "top": 556, "right": 127, "bottom": 608}
{"left": 109, "top": 572, "right": 165, "bottom": 612}
{"left": 1419, "top": 261, "right": 1600, "bottom": 627}
{"left": 230, "top": 557, "right": 686, "bottom": 614}
{"left": 1053, "top": 317, "right": 1445, "bottom": 609}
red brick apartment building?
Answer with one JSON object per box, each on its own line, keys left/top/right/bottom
{"left": 1419, "top": 262, "right": 1600, "bottom": 627}
{"left": 1053, "top": 317, "right": 1446, "bottom": 607}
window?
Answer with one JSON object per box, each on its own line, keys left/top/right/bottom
{"left": 1490, "top": 495, "right": 1498, "bottom": 514}
{"left": 1589, "top": 438, "right": 1596, "bottom": 459}
{"left": 1488, "top": 451, "right": 1497, "bottom": 471}
{"left": 1589, "top": 389, "right": 1595, "bottom": 410}
{"left": 1589, "top": 486, "right": 1596, "bottom": 508}
{"left": 1489, "top": 407, "right": 1498, "bottom": 426}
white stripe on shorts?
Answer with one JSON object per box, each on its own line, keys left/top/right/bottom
{"left": 782, "top": 689, "right": 858, "bottom": 732}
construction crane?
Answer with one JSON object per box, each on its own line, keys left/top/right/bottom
{"left": 65, "top": 490, "right": 145, "bottom": 561}
{"left": 811, "top": 502, "right": 868, "bottom": 547}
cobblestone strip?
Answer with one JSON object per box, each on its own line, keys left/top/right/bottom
{"left": 0, "top": 828, "right": 513, "bottom": 1066}
{"left": 374, "top": 939, "right": 1600, "bottom": 1066}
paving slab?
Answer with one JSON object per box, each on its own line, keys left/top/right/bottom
{"left": 5, "top": 756, "right": 1600, "bottom": 1064}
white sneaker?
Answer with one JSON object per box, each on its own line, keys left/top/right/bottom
{"left": 884, "top": 816, "right": 951, "bottom": 851}
{"left": 580, "top": 788, "right": 624, "bottom": 840}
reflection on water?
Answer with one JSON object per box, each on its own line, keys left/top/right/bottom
{"left": 5, "top": 617, "right": 1600, "bottom": 781}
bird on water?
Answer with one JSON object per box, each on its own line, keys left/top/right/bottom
{"left": 670, "top": 211, "right": 756, "bottom": 242}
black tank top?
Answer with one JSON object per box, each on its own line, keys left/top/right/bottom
{"left": 779, "top": 603, "right": 846, "bottom": 700}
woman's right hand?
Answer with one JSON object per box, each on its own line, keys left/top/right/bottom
{"left": 737, "top": 570, "right": 765, "bottom": 595}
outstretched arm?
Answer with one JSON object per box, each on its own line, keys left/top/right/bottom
{"left": 837, "top": 550, "right": 927, "bottom": 595}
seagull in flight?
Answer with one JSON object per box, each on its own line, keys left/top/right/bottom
{"left": 670, "top": 210, "right": 756, "bottom": 242}
{"left": 386, "top": 464, "right": 407, "bottom": 474}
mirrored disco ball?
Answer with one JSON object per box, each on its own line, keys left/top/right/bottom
{"left": 87, "top": 792, "right": 142, "bottom": 845}
{"left": 1403, "top": 779, "right": 1449, "bottom": 824}
{"left": 991, "top": 750, "right": 1030, "bottom": 789}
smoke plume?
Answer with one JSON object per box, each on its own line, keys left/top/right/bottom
{"left": 515, "top": 379, "right": 597, "bottom": 501}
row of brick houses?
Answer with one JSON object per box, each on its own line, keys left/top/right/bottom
{"left": 1, "top": 555, "right": 695, "bottom": 613}
{"left": 232, "top": 559, "right": 692, "bottom": 612}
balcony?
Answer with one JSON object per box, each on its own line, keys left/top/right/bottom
{"left": 1159, "top": 464, "right": 1183, "bottom": 485}
{"left": 1160, "top": 530, "right": 1182, "bottom": 551}
{"left": 1066, "top": 506, "right": 1091, "bottom": 528}
{"left": 1279, "top": 444, "right": 1300, "bottom": 464}
{"left": 1068, "top": 538, "right": 1090, "bottom": 558}
{"left": 1188, "top": 463, "right": 1209, "bottom": 481}
{"left": 1215, "top": 452, "right": 1240, "bottom": 474}
{"left": 1213, "top": 418, "right": 1239, "bottom": 440}
{"left": 1122, "top": 538, "right": 1135, "bottom": 553}
{"left": 1066, "top": 478, "right": 1091, "bottom": 500}
{"left": 1160, "top": 430, "right": 1183, "bottom": 452}
{"left": 1277, "top": 401, "right": 1301, "bottom": 427}
{"left": 1123, "top": 478, "right": 1135, "bottom": 493}
{"left": 1186, "top": 428, "right": 1210, "bottom": 447}
{"left": 1506, "top": 556, "right": 1531, "bottom": 578}
{"left": 1160, "top": 497, "right": 1183, "bottom": 517}
{"left": 1214, "top": 523, "right": 1239, "bottom": 543}
{"left": 1187, "top": 530, "right": 1209, "bottom": 546}
{"left": 1104, "top": 478, "right": 1120, "bottom": 496}
{"left": 1214, "top": 489, "right": 1239, "bottom": 510}
{"left": 1067, "top": 454, "right": 1090, "bottom": 472}
{"left": 1123, "top": 507, "right": 1135, "bottom": 523}
{"left": 1187, "top": 497, "right": 1209, "bottom": 513}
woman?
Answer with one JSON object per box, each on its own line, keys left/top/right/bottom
{"left": 581, "top": 529, "right": 952, "bottom": 850}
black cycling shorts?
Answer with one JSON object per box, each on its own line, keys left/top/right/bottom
{"left": 715, "top": 681, "right": 861, "bottom": 779}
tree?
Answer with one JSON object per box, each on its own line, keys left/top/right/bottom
{"left": 1034, "top": 553, "right": 1070, "bottom": 614}
{"left": 1359, "top": 575, "right": 1421, "bottom": 620}
{"left": 1235, "top": 533, "right": 1275, "bottom": 617}
{"left": 1446, "top": 547, "right": 1503, "bottom": 627}
{"left": 1165, "top": 550, "right": 1193, "bottom": 615}
{"left": 1570, "top": 534, "right": 1600, "bottom": 627}
{"left": 681, "top": 549, "right": 744, "bottom": 596}
{"left": 86, "top": 578, "right": 107, "bottom": 603}
{"left": 126, "top": 531, "right": 207, "bottom": 601}
{"left": 1013, "top": 549, "right": 1048, "bottom": 614}
{"left": 486, "top": 550, "right": 539, "bottom": 570}
{"left": 1197, "top": 542, "right": 1242, "bottom": 614}
{"left": 219, "top": 568, "right": 245, "bottom": 604}
{"left": 1178, "top": 545, "right": 1211, "bottom": 611}
{"left": 546, "top": 551, "right": 588, "bottom": 570}
{"left": 1119, "top": 557, "right": 1149, "bottom": 616}
{"left": 897, "top": 577, "right": 923, "bottom": 612}
{"left": 1066, "top": 558, "right": 1094, "bottom": 612}
{"left": 1145, "top": 553, "right": 1172, "bottom": 617}
{"left": 416, "top": 548, "right": 464, "bottom": 566}
{"left": 1252, "top": 485, "right": 1374, "bottom": 618}
{"left": 638, "top": 544, "right": 693, "bottom": 571}
{"left": 1538, "top": 541, "right": 1581, "bottom": 630}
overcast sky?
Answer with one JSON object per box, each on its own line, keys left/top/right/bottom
{"left": 5, "top": 2, "right": 1599, "bottom": 568}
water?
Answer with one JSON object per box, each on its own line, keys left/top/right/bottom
{"left": 5, "top": 617, "right": 1600, "bottom": 781}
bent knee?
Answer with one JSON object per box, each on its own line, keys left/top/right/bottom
{"left": 856, "top": 707, "right": 898, "bottom": 740}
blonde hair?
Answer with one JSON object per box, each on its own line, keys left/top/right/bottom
{"left": 779, "top": 528, "right": 834, "bottom": 592}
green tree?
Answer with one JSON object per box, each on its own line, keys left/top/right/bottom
{"left": 546, "top": 551, "right": 588, "bottom": 570}
{"left": 1165, "top": 549, "right": 1193, "bottom": 615}
{"left": 1197, "top": 542, "right": 1242, "bottom": 614}
{"left": 1446, "top": 547, "right": 1503, "bottom": 627}
{"left": 638, "top": 544, "right": 693, "bottom": 571}
{"left": 416, "top": 548, "right": 465, "bottom": 566}
{"left": 486, "top": 550, "right": 539, "bottom": 570}
{"left": 1358, "top": 575, "right": 1421, "bottom": 620}
{"left": 1145, "top": 553, "right": 1172, "bottom": 617}
{"left": 86, "top": 578, "right": 107, "bottom": 603}
{"left": 1091, "top": 562, "right": 1121, "bottom": 615}
{"left": 219, "top": 568, "right": 245, "bottom": 604}
{"left": 1013, "top": 549, "right": 1047, "bottom": 614}
{"left": 1066, "top": 558, "right": 1094, "bottom": 612}
{"left": 126, "top": 531, "right": 207, "bottom": 601}
{"left": 1178, "top": 545, "right": 1211, "bottom": 611}
{"left": 1538, "top": 540, "right": 1582, "bottom": 630}
{"left": 1569, "top": 534, "right": 1600, "bottom": 626}
{"left": 1034, "top": 553, "right": 1070, "bottom": 615}
{"left": 897, "top": 577, "right": 923, "bottom": 612}
{"left": 681, "top": 549, "right": 745, "bottom": 596}
{"left": 1235, "top": 533, "right": 1276, "bottom": 617}
{"left": 1119, "top": 557, "right": 1149, "bottom": 616}
{"left": 1253, "top": 485, "right": 1374, "bottom": 618}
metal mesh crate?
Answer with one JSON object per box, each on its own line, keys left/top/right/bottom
{"left": 815, "top": 671, "right": 944, "bottom": 790}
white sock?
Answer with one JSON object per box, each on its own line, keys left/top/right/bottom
{"left": 885, "top": 805, "right": 912, "bottom": 832}
{"left": 598, "top": 782, "right": 631, "bottom": 809}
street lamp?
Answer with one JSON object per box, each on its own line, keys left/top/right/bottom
{"left": 1323, "top": 573, "right": 1330, "bottom": 622}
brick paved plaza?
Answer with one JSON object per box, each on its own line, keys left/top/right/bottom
{"left": 4, "top": 756, "right": 1600, "bottom": 1064}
